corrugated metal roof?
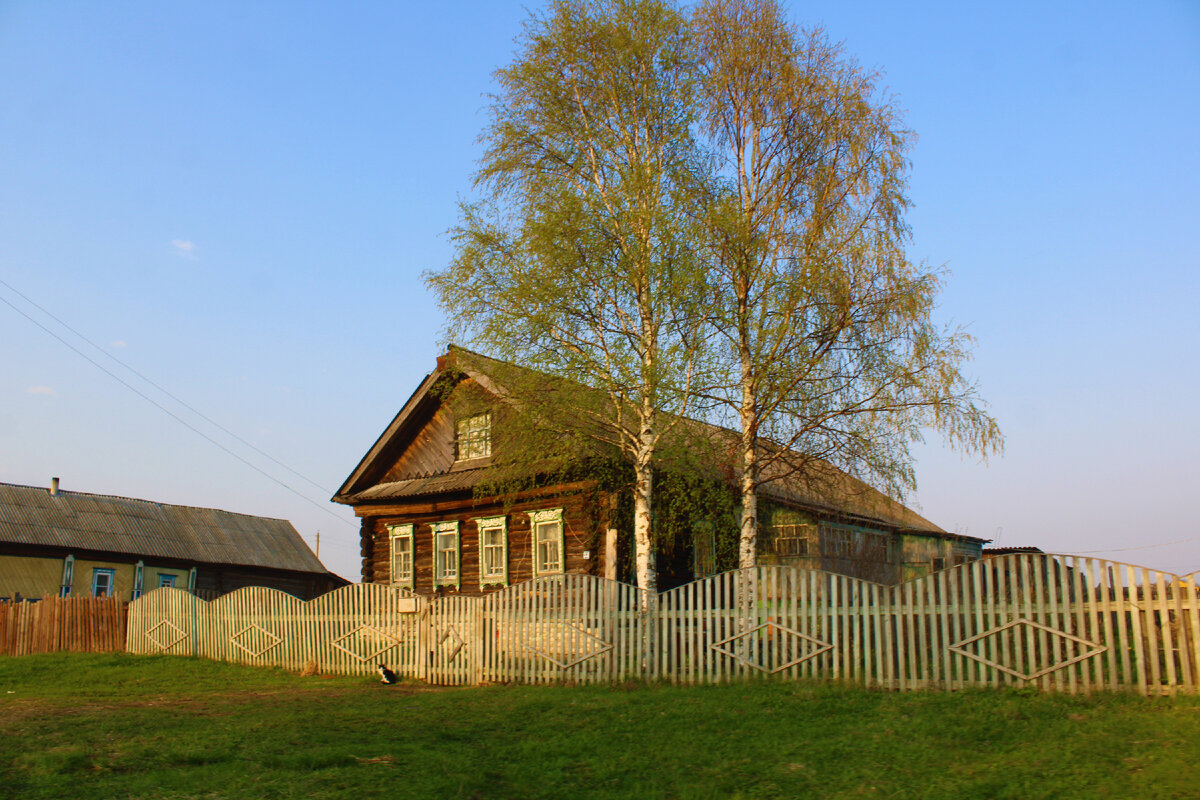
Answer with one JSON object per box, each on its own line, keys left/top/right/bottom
{"left": 351, "top": 470, "right": 485, "bottom": 501}
{"left": 0, "top": 482, "right": 328, "bottom": 573}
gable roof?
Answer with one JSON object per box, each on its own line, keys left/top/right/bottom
{"left": 0, "top": 482, "right": 330, "bottom": 574}
{"left": 334, "top": 347, "right": 972, "bottom": 540}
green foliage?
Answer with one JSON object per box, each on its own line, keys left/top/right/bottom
{"left": 4, "top": 654, "right": 1200, "bottom": 799}
{"left": 426, "top": 0, "right": 710, "bottom": 439}
{"left": 428, "top": 0, "right": 1004, "bottom": 585}
{"left": 691, "top": 0, "right": 1002, "bottom": 504}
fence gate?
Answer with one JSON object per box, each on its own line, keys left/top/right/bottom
{"left": 424, "top": 594, "right": 481, "bottom": 685}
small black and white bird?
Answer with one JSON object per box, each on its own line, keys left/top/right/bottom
{"left": 377, "top": 664, "right": 398, "bottom": 685}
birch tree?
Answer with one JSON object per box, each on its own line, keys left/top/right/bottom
{"left": 692, "top": 0, "right": 1002, "bottom": 569}
{"left": 427, "top": 0, "right": 708, "bottom": 595}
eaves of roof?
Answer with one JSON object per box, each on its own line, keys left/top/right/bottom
{"left": 0, "top": 482, "right": 329, "bottom": 574}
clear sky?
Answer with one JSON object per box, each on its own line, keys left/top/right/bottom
{"left": 2, "top": 1, "right": 1197, "bottom": 582}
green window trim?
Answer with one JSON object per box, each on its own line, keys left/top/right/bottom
{"left": 387, "top": 523, "right": 415, "bottom": 589}
{"left": 432, "top": 521, "right": 461, "bottom": 589}
{"left": 474, "top": 515, "right": 508, "bottom": 587}
{"left": 528, "top": 508, "right": 565, "bottom": 578}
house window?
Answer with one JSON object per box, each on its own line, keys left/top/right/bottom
{"left": 773, "top": 524, "right": 813, "bottom": 557}
{"left": 528, "top": 508, "right": 564, "bottom": 577}
{"left": 388, "top": 524, "right": 415, "bottom": 588}
{"left": 950, "top": 545, "right": 977, "bottom": 566}
{"left": 433, "top": 521, "right": 460, "bottom": 588}
{"left": 59, "top": 555, "right": 74, "bottom": 598}
{"left": 932, "top": 557, "right": 946, "bottom": 572}
{"left": 91, "top": 568, "right": 115, "bottom": 597}
{"left": 158, "top": 574, "right": 177, "bottom": 589}
{"left": 132, "top": 561, "right": 145, "bottom": 599}
{"left": 455, "top": 413, "right": 491, "bottom": 460}
{"left": 476, "top": 516, "right": 508, "bottom": 586}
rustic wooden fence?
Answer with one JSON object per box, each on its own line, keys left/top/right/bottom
{"left": 125, "top": 554, "right": 1200, "bottom": 694}
{"left": 125, "top": 584, "right": 423, "bottom": 676}
{"left": 0, "top": 596, "right": 127, "bottom": 656}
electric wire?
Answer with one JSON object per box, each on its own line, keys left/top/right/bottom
{"left": 0, "top": 276, "right": 332, "bottom": 497}
{"left": 1073, "top": 535, "right": 1200, "bottom": 555}
{"left": 0, "top": 289, "right": 354, "bottom": 529}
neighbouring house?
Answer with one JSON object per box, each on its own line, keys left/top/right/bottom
{"left": 333, "top": 348, "right": 987, "bottom": 595}
{"left": 0, "top": 480, "right": 347, "bottom": 601}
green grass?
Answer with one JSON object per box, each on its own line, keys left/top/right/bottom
{"left": 2, "top": 653, "right": 1199, "bottom": 799}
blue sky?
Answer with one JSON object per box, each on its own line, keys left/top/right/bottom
{"left": 1, "top": 1, "right": 1197, "bottom": 582}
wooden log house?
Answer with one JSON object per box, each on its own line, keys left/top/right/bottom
{"left": 334, "top": 348, "right": 987, "bottom": 594}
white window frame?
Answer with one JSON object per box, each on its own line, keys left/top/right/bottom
{"left": 91, "top": 568, "right": 115, "bottom": 597}
{"left": 455, "top": 412, "right": 491, "bottom": 461}
{"left": 388, "top": 524, "right": 415, "bottom": 589}
{"left": 132, "top": 560, "right": 145, "bottom": 599}
{"left": 528, "top": 508, "right": 565, "bottom": 578}
{"left": 475, "top": 515, "right": 508, "bottom": 587}
{"left": 432, "top": 521, "right": 461, "bottom": 589}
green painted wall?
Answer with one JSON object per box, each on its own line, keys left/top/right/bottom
{"left": 0, "top": 555, "right": 66, "bottom": 599}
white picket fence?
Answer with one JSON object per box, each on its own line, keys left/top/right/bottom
{"left": 126, "top": 554, "right": 1200, "bottom": 694}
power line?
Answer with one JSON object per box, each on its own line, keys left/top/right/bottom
{"left": 0, "top": 276, "right": 333, "bottom": 496}
{"left": 0, "top": 286, "right": 354, "bottom": 530}
{"left": 1073, "top": 535, "right": 1200, "bottom": 555}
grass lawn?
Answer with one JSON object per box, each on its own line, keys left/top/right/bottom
{"left": 2, "top": 653, "right": 1199, "bottom": 799}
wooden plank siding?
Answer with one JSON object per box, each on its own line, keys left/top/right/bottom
{"left": 383, "top": 404, "right": 456, "bottom": 482}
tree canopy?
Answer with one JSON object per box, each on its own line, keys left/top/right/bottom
{"left": 428, "top": 0, "right": 1002, "bottom": 590}
{"left": 691, "top": 0, "right": 1001, "bottom": 569}
{"left": 427, "top": 0, "right": 710, "bottom": 594}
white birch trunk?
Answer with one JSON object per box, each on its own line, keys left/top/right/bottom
{"left": 633, "top": 422, "right": 657, "bottom": 599}
{"left": 737, "top": 327, "right": 759, "bottom": 632}
{"left": 737, "top": 328, "right": 759, "bottom": 571}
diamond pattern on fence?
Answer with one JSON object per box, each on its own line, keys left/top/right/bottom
{"left": 437, "top": 625, "right": 465, "bottom": 663}
{"left": 522, "top": 621, "right": 614, "bottom": 669}
{"left": 230, "top": 624, "right": 282, "bottom": 658}
{"left": 332, "top": 625, "right": 402, "bottom": 663}
{"left": 948, "top": 618, "right": 1107, "bottom": 682}
{"left": 711, "top": 621, "right": 833, "bottom": 674}
{"left": 145, "top": 619, "right": 187, "bottom": 652}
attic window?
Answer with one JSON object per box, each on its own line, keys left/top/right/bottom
{"left": 456, "top": 413, "right": 491, "bottom": 460}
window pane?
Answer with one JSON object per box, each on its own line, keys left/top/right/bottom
{"left": 436, "top": 531, "right": 458, "bottom": 579}
{"left": 481, "top": 526, "right": 504, "bottom": 578}
{"left": 394, "top": 536, "right": 412, "bottom": 581}
{"left": 456, "top": 413, "right": 491, "bottom": 460}
{"left": 91, "top": 569, "right": 114, "bottom": 597}
{"left": 535, "top": 521, "right": 561, "bottom": 573}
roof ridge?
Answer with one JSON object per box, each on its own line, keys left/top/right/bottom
{"left": 0, "top": 480, "right": 291, "bottom": 523}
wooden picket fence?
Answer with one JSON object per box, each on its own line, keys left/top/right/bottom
{"left": 125, "top": 554, "right": 1200, "bottom": 694}
{"left": 0, "top": 595, "right": 127, "bottom": 656}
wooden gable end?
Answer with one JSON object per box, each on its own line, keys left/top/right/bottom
{"left": 382, "top": 404, "right": 456, "bottom": 482}
{"left": 364, "top": 376, "right": 496, "bottom": 487}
